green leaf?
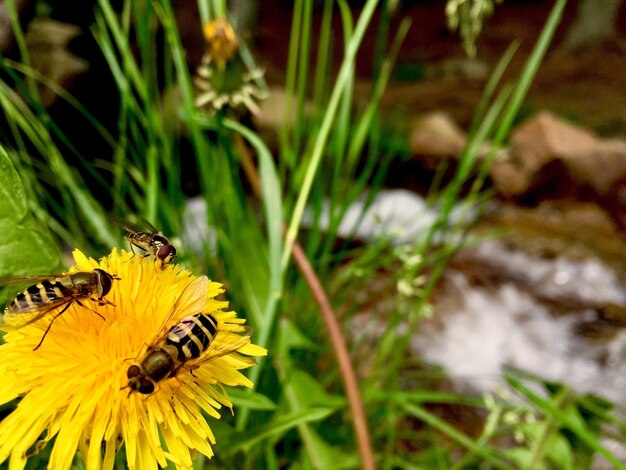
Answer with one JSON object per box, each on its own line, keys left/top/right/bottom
{"left": 371, "top": 389, "right": 483, "bottom": 408}
{"left": 288, "top": 370, "right": 346, "bottom": 411}
{"left": 0, "top": 153, "right": 28, "bottom": 220}
{"left": 506, "top": 447, "right": 534, "bottom": 469}
{"left": 0, "top": 147, "right": 63, "bottom": 303}
{"left": 277, "top": 318, "right": 317, "bottom": 359}
{"left": 223, "top": 408, "right": 334, "bottom": 455}
{"left": 228, "top": 389, "right": 277, "bottom": 411}
{"left": 398, "top": 400, "right": 512, "bottom": 470}
{"left": 545, "top": 432, "right": 574, "bottom": 470}
{"left": 506, "top": 376, "right": 626, "bottom": 470}
{"left": 300, "top": 429, "right": 360, "bottom": 470}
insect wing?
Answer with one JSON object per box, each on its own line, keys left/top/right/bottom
{"left": 0, "top": 274, "right": 73, "bottom": 322}
{"left": 0, "top": 275, "right": 66, "bottom": 286}
{"left": 147, "top": 276, "right": 209, "bottom": 348}
{"left": 137, "top": 217, "right": 160, "bottom": 235}
{"left": 110, "top": 215, "right": 160, "bottom": 236}
{"left": 109, "top": 215, "right": 145, "bottom": 234}
{"left": 2, "top": 295, "right": 75, "bottom": 327}
{"left": 188, "top": 327, "right": 254, "bottom": 367}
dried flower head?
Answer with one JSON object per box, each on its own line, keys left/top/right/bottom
{"left": 194, "top": 18, "right": 266, "bottom": 115}
{"left": 203, "top": 18, "right": 239, "bottom": 70}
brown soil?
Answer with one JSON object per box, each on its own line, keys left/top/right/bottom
{"left": 254, "top": 1, "right": 626, "bottom": 135}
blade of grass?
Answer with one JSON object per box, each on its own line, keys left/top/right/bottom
{"left": 311, "top": 0, "right": 333, "bottom": 114}
{"left": 506, "top": 376, "right": 626, "bottom": 470}
{"left": 294, "top": 0, "right": 313, "bottom": 157}
{"left": 527, "top": 387, "right": 571, "bottom": 470}
{"left": 291, "top": 242, "right": 375, "bottom": 470}
{"left": 1, "top": 59, "right": 117, "bottom": 148}
{"left": 399, "top": 400, "right": 512, "bottom": 469}
{"left": 223, "top": 119, "right": 374, "bottom": 467}
{"left": 492, "top": 0, "right": 566, "bottom": 147}
{"left": 0, "top": 83, "right": 117, "bottom": 246}
{"left": 279, "top": 0, "right": 305, "bottom": 171}
{"left": 467, "top": 41, "right": 519, "bottom": 135}
{"left": 224, "top": 408, "right": 335, "bottom": 455}
{"left": 6, "top": 0, "right": 40, "bottom": 104}
{"left": 97, "top": 0, "right": 149, "bottom": 103}
{"left": 281, "top": 0, "right": 380, "bottom": 271}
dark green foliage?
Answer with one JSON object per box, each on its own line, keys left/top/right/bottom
{"left": 0, "top": 146, "right": 63, "bottom": 305}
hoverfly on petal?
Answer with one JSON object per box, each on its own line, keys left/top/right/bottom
{"left": 114, "top": 217, "right": 177, "bottom": 268}
{"left": 0, "top": 269, "right": 119, "bottom": 350}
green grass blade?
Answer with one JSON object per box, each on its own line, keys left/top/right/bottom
{"left": 224, "top": 408, "right": 334, "bottom": 455}
{"left": 491, "top": 0, "right": 566, "bottom": 146}
{"left": 399, "top": 400, "right": 512, "bottom": 469}
{"left": 506, "top": 376, "right": 626, "bottom": 470}
{"left": 281, "top": 0, "right": 380, "bottom": 271}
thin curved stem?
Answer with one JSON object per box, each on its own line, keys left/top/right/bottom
{"left": 291, "top": 242, "right": 376, "bottom": 470}
{"left": 233, "top": 132, "right": 375, "bottom": 470}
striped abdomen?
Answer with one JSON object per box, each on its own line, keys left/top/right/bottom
{"left": 166, "top": 314, "right": 218, "bottom": 362}
{"left": 9, "top": 279, "right": 74, "bottom": 313}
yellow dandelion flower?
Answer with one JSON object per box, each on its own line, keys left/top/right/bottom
{"left": 203, "top": 18, "right": 239, "bottom": 70}
{"left": 0, "top": 248, "right": 266, "bottom": 469}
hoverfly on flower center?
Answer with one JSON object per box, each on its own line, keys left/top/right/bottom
{"left": 125, "top": 277, "right": 250, "bottom": 395}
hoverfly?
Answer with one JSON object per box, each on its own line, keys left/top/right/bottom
{"left": 115, "top": 217, "right": 177, "bottom": 267}
{"left": 0, "top": 269, "right": 120, "bottom": 350}
{"left": 126, "top": 277, "right": 252, "bottom": 395}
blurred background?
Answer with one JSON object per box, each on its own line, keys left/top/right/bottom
{"left": 0, "top": 0, "right": 625, "bottom": 468}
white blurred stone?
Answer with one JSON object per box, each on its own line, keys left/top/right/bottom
{"left": 182, "top": 197, "right": 217, "bottom": 256}
{"left": 308, "top": 188, "right": 472, "bottom": 245}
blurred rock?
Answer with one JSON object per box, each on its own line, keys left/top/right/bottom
{"left": 26, "top": 18, "right": 88, "bottom": 107}
{"left": 570, "top": 139, "right": 626, "bottom": 194}
{"left": 0, "top": 0, "right": 33, "bottom": 54}
{"left": 603, "top": 174, "right": 626, "bottom": 231}
{"left": 252, "top": 86, "right": 312, "bottom": 149}
{"left": 409, "top": 111, "right": 467, "bottom": 159}
{"left": 423, "top": 57, "right": 489, "bottom": 81}
{"left": 476, "top": 201, "right": 626, "bottom": 280}
{"left": 511, "top": 110, "right": 597, "bottom": 169}
{"left": 491, "top": 111, "right": 626, "bottom": 198}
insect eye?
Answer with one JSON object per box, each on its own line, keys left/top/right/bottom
{"left": 139, "top": 380, "right": 154, "bottom": 394}
{"left": 157, "top": 246, "right": 176, "bottom": 261}
{"left": 96, "top": 269, "right": 114, "bottom": 297}
{"left": 127, "top": 365, "right": 141, "bottom": 379}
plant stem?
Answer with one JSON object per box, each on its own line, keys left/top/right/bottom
{"left": 235, "top": 127, "right": 375, "bottom": 470}
{"left": 292, "top": 242, "right": 376, "bottom": 470}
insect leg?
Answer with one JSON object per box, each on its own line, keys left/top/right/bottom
{"left": 96, "top": 298, "right": 116, "bottom": 307}
{"left": 123, "top": 342, "right": 151, "bottom": 361}
{"left": 168, "top": 377, "right": 187, "bottom": 399}
{"left": 33, "top": 302, "right": 72, "bottom": 351}
{"left": 77, "top": 300, "right": 106, "bottom": 321}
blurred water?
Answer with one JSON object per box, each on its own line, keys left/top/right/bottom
{"left": 186, "top": 190, "right": 626, "bottom": 408}
{"left": 413, "top": 255, "right": 626, "bottom": 407}
{"left": 329, "top": 190, "right": 626, "bottom": 409}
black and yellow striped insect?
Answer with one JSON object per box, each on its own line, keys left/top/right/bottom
{"left": 166, "top": 312, "right": 219, "bottom": 361}
{"left": 115, "top": 218, "right": 177, "bottom": 267}
{"left": 0, "top": 269, "right": 119, "bottom": 350}
{"left": 126, "top": 277, "right": 251, "bottom": 395}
